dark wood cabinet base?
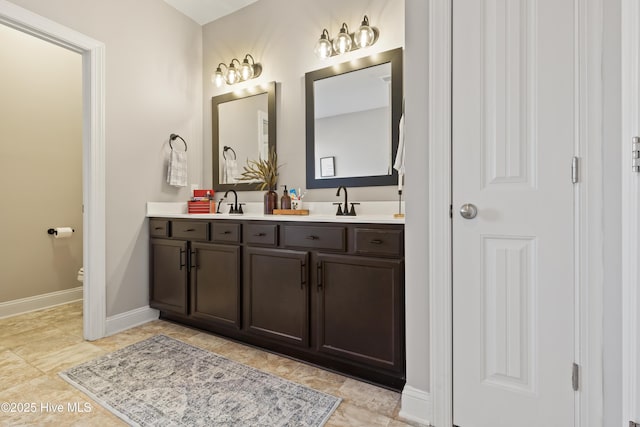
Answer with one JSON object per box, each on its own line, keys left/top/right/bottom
{"left": 159, "top": 310, "right": 406, "bottom": 391}
{"left": 149, "top": 218, "right": 406, "bottom": 391}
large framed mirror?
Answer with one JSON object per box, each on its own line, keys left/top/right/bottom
{"left": 212, "top": 81, "right": 276, "bottom": 191}
{"left": 305, "top": 48, "right": 403, "bottom": 189}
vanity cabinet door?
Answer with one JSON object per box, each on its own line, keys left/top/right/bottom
{"left": 314, "top": 253, "right": 404, "bottom": 373}
{"left": 244, "top": 247, "right": 310, "bottom": 347}
{"left": 150, "top": 238, "right": 188, "bottom": 315}
{"left": 190, "top": 242, "right": 240, "bottom": 328}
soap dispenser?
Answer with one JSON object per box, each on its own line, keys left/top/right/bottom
{"left": 281, "top": 185, "right": 291, "bottom": 210}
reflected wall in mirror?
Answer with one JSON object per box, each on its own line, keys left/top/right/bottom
{"left": 305, "top": 48, "right": 403, "bottom": 188}
{"left": 212, "top": 81, "right": 276, "bottom": 191}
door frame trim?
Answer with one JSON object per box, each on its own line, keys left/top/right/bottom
{"left": 0, "top": 0, "right": 106, "bottom": 340}
{"left": 621, "top": 0, "right": 639, "bottom": 423}
{"left": 426, "top": 0, "right": 604, "bottom": 425}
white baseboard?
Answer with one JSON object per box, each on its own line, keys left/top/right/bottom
{"left": 399, "top": 385, "right": 432, "bottom": 426}
{"left": 0, "top": 286, "right": 83, "bottom": 319}
{"left": 105, "top": 305, "right": 159, "bottom": 336}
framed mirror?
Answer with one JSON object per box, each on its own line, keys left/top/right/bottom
{"left": 212, "top": 81, "right": 276, "bottom": 191}
{"left": 305, "top": 48, "right": 403, "bottom": 189}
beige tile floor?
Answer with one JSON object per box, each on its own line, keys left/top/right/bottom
{"left": 0, "top": 302, "right": 424, "bottom": 427}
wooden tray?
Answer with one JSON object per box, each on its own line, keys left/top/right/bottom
{"left": 273, "top": 209, "right": 310, "bottom": 216}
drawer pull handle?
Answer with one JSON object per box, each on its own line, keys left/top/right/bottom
{"left": 370, "top": 239, "right": 384, "bottom": 245}
{"left": 154, "top": 227, "right": 163, "bottom": 230}
{"left": 185, "top": 228, "right": 195, "bottom": 232}
{"left": 254, "top": 232, "right": 266, "bottom": 237}
{"left": 306, "top": 235, "right": 319, "bottom": 240}
{"left": 221, "top": 230, "right": 232, "bottom": 235}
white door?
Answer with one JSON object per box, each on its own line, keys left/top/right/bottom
{"left": 452, "top": 1, "right": 576, "bottom": 426}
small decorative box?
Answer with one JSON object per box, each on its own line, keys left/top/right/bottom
{"left": 188, "top": 200, "right": 215, "bottom": 214}
{"left": 193, "top": 189, "right": 215, "bottom": 198}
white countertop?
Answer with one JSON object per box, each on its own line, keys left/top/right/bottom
{"left": 147, "top": 202, "right": 405, "bottom": 225}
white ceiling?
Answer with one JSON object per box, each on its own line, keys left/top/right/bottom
{"left": 163, "top": 0, "right": 259, "bottom": 25}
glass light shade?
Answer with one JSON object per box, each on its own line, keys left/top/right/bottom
{"left": 332, "top": 25, "right": 352, "bottom": 55}
{"left": 240, "top": 60, "right": 253, "bottom": 81}
{"left": 355, "top": 21, "right": 375, "bottom": 48}
{"left": 226, "top": 64, "right": 239, "bottom": 85}
{"left": 213, "top": 68, "right": 225, "bottom": 87}
{"left": 314, "top": 31, "right": 333, "bottom": 59}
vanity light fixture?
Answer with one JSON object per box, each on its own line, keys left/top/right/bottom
{"left": 355, "top": 15, "right": 375, "bottom": 48}
{"left": 333, "top": 23, "right": 352, "bottom": 55}
{"left": 212, "top": 54, "right": 262, "bottom": 87}
{"left": 213, "top": 63, "right": 227, "bottom": 87}
{"left": 226, "top": 58, "right": 241, "bottom": 85}
{"left": 314, "top": 15, "right": 379, "bottom": 59}
{"left": 314, "top": 29, "right": 333, "bottom": 59}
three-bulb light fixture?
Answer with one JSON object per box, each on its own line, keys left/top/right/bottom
{"left": 314, "top": 15, "right": 378, "bottom": 59}
{"left": 212, "top": 54, "right": 262, "bottom": 87}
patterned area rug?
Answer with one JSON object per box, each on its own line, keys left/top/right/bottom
{"left": 59, "top": 335, "right": 341, "bottom": 426}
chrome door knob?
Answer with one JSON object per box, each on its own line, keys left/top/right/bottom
{"left": 459, "top": 203, "right": 478, "bottom": 219}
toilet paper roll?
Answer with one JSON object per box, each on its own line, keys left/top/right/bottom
{"left": 54, "top": 227, "right": 74, "bottom": 239}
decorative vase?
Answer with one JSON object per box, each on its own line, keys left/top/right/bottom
{"left": 264, "top": 189, "right": 278, "bottom": 214}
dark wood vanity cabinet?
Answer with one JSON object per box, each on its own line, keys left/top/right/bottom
{"left": 149, "top": 217, "right": 405, "bottom": 390}
{"left": 149, "top": 220, "right": 241, "bottom": 330}
{"left": 315, "top": 253, "right": 404, "bottom": 374}
{"left": 150, "top": 238, "right": 188, "bottom": 315}
{"left": 244, "top": 247, "right": 309, "bottom": 347}
{"left": 190, "top": 242, "right": 241, "bottom": 328}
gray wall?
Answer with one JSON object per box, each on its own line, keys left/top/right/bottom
{"left": 603, "top": 0, "right": 622, "bottom": 425}
{"left": 9, "top": 0, "right": 204, "bottom": 317}
{"left": 202, "top": 0, "right": 405, "bottom": 203}
{"left": 404, "top": 0, "right": 431, "bottom": 398}
{"left": 0, "top": 23, "right": 82, "bottom": 302}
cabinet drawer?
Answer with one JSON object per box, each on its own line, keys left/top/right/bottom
{"left": 149, "top": 219, "right": 169, "bottom": 238}
{"left": 354, "top": 228, "right": 403, "bottom": 257}
{"left": 172, "top": 221, "right": 208, "bottom": 241}
{"left": 245, "top": 223, "right": 278, "bottom": 246}
{"left": 283, "top": 225, "right": 345, "bottom": 251}
{"left": 211, "top": 223, "right": 241, "bottom": 243}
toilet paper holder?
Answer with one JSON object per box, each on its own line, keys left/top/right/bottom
{"left": 47, "top": 228, "right": 75, "bottom": 236}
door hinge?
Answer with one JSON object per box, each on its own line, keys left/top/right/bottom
{"left": 630, "top": 421, "right": 640, "bottom": 427}
{"left": 572, "top": 362, "right": 580, "bottom": 391}
{"left": 571, "top": 156, "right": 579, "bottom": 183}
{"left": 633, "top": 136, "right": 640, "bottom": 172}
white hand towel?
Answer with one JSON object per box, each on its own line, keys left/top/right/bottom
{"left": 228, "top": 159, "right": 238, "bottom": 183}
{"left": 393, "top": 113, "right": 406, "bottom": 190}
{"left": 167, "top": 150, "right": 188, "bottom": 187}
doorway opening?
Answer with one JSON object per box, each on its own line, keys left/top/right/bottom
{"left": 0, "top": 1, "right": 106, "bottom": 340}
